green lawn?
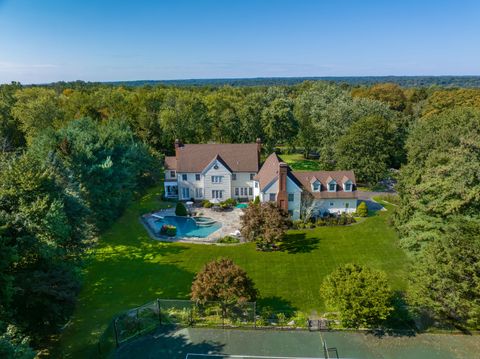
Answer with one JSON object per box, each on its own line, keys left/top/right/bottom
{"left": 278, "top": 153, "right": 323, "bottom": 171}
{"left": 56, "top": 186, "right": 408, "bottom": 358}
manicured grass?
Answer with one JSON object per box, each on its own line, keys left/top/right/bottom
{"left": 279, "top": 153, "right": 323, "bottom": 171}
{"left": 56, "top": 187, "right": 408, "bottom": 358}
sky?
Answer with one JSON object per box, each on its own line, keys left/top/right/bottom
{"left": 0, "top": 0, "right": 479, "bottom": 84}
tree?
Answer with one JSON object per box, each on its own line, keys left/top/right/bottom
{"left": 240, "top": 202, "right": 289, "bottom": 249}
{"left": 191, "top": 258, "right": 257, "bottom": 307}
{"left": 408, "top": 219, "right": 480, "bottom": 330}
{"left": 335, "top": 115, "right": 396, "bottom": 184}
{"left": 394, "top": 108, "right": 480, "bottom": 253}
{"left": 356, "top": 202, "right": 368, "bottom": 217}
{"left": 175, "top": 202, "right": 188, "bottom": 216}
{"left": 321, "top": 264, "right": 393, "bottom": 328}
{"left": 352, "top": 83, "right": 407, "bottom": 112}
{"left": 0, "top": 324, "right": 35, "bottom": 359}
{"left": 261, "top": 97, "right": 298, "bottom": 152}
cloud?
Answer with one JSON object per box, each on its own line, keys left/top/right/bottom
{"left": 0, "top": 61, "right": 58, "bottom": 70}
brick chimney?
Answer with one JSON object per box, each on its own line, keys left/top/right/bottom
{"left": 256, "top": 138, "right": 262, "bottom": 166}
{"left": 174, "top": 139, "right": 183, "bottom": 158}
{"left": 277, "top": 162, "right": 289, "bottom": 212}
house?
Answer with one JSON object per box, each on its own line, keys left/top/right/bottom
{"left": 164, "top": 140, "right": 357, "bottom": 219}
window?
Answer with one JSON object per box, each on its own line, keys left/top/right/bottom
{"left": 328, "top": 183, "right": 336, "bottom": 191}
{"left": 330, "top": 202, "right": 334, "bottom": 207}
{"left": 250, "top": 173, "right": 255, "bottom": 180}
{"left": 345, "top": 202, "right": 349, "bottom": 208}
{"left": 312, "top": 182, "right": 320, "bottom": 191}
{"left": 344, "top": 183, "right": 352, "bottom": 191}
{"left": 170, "top": 171, "right": 176, "bottom": 178}
{"left": 269, "top": 193, "right": 276, "bottom": 201}
{"left": 232, "top": 173, "right": 237, "bottom": 181}
{"left": 212, "top": 190, "right": 223, "bottom": 199}
{"left": 181, "top": 174, "right": 187, "bottom": 181}
{"left": 254, "top": 182, "right": 258, "bottom": 188}
{"left": 211, "top": 176, "right": 222, "bottom": 183}
{"left": 181, "top": 187, "right": 190, "bottom": 199}
{"left": 195, "top": 174, "right": 200, "bottom": 181}
{"left": 288, "top": 193, "right": 294, "bottom": 202}
{"left": 288, "top": 210, "right": 293, "bottom": 217}
{"left": 235, "top": 188, "right": 239, "bottom": 196}
{"left": 249, "top": 188, "right": 253, "bottom": 196}
{"left": 195, "top": 188, "right": 203, "bottom": 198}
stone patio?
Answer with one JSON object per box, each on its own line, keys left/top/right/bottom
{"left": 141, "top": 206, "right": 245, "bottom": 244}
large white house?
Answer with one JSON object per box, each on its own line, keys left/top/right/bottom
{"left": 164, "top": 140, "right": 357, "bottom": 220}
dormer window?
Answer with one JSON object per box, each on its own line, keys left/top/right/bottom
{"left": 344, "top": 182, "right": 352, "bottom": 192}
{"left": 312, "top": 181, "right": 321, "bottom": 192}
{"left": 328, "top": 182, "right": 336, "bottom": 192}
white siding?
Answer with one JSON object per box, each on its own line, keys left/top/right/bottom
{"left": 203, "top": 160, "right": 232, "bottom": 200}
{"left": 231, "top": 172, "right": 255, "bottom": 200}
{"left": 259, "top": 177, "right": 302, "bottom": 220}
{"left": 310, "top": 198, "right": 357, "bottom": 216}
{"left": 177, "top": 172, "right": 204, "bottom": 200}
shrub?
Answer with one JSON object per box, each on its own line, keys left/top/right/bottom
{"left": 253, "top": 196, "right": 260, "bottom": 205}
{"left": 321, "top": 264, "right": 393, "bottom": 328}
{"left": 191, "top": 258, "right": 257, "bottom": 305}
{"left": 203, "top": 201, "right": 213, "bottom": 208}
{"left": 217, "top": 236, "right": 240, "bottom": 244}
{"left": 223, "top": 198, "right": 237, "bottom": 206}
{"left": 175, "top": 202, "right": 188, "bottom": 216}
{"left": 356, "top": 202, "right": 368, "bottom": 217}
{"left": 160, "top": 224, "right": 177, "bottom": 236}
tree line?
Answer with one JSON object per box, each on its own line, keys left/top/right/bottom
{"left": 1, "top": 80, "right": 480, "bottom": 354}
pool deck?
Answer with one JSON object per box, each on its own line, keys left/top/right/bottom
{"left": 141, "top": 207, "right": 244, "bottom": 244}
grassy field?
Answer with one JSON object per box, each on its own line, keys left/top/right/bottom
{"left": 278, "top": 153, "right": 323, "bottom": 171}
{"left": 56, "top": 186, "right": 408, "bottom": 358}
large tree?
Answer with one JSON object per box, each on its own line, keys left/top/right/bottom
{"left": 240, "top": 202, "right": 289, "bottom": 250}
{"left": 408, "top": 219, "right": 480, "bottom": 330}
{"left": 321, "top": 264, "right": 393, "bottom": 328}
{"left": 335, "top": 115, "right": 396, "bottom": 184}
{"left": 191, "top": 258, "right": 257, "bottom": 306}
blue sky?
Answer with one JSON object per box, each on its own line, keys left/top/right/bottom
{"left": 0, "top": 0, "right": 479, "bottom": 83}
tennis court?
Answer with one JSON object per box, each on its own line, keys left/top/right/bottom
{"left": 115, "top": 326, "right": 480, "bottom": 359}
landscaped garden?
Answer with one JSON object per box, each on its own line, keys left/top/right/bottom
{"left": 56, "top": 186, "right": 409, "bottom": 358}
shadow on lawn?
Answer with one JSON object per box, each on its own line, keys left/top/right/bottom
{"left": 279, "top": 233, "right": 319, "bottom": 253}
{"left": 257, "top": 296, "right": 298, "bottom": 314}
{"left": 117, "top": 325, "right": 225, "bottom": 359}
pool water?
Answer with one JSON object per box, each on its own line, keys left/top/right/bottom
{"left": 235, "top": 203, "right": 248, "bottom": 209}
{"left": 151, "top": 215, "right": 221, "bottom": 238}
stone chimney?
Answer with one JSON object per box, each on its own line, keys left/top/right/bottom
{"left": 174, "top": 139, "right": 183, "bottom": 158}
{"left": 256, "top": 138, "right": 262, "bottom": 166}
{"left": 277, "top": 162, "right": 289, "bottom": 212}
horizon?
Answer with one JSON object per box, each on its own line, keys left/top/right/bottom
{"left": 1, "top": 0, "right": 480, "bottom": 84}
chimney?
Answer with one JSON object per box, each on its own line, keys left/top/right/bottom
{"left": 175, "top": 139, "right": 183, "bottom": 158}
{"left": 277, "top": 162, "right": 289, "bottom": 212}
{"left": 256, "top": 138, "right": 262, "bottom": 166}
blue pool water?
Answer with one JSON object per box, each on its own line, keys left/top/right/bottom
{"left": 235, "top": 203, "right": 248, "bottom": 209}
{"left": 150, "top": 215, "right": 221, "bottom": 238}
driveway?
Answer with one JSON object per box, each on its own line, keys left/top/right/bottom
{"left": 357, "top": 190, "right": 397, "bottom": 211}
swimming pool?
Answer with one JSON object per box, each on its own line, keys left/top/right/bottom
{"left": 148, "top": 215, "right": 221, "bottom": 238}
{"left": 235, "top": 203, "right": 248, "bottom": 209}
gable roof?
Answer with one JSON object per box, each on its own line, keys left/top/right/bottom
{"left": 292, "top": 170, "right": 357, "bottom": 199}
{"left": 165, "top": 156, "right": 177, "bottom": 170}
{"left": 201, "top": 154, "right": 232, "bottom": 174}
{"left": 254, "top": 152, "right": 302, "bottom": 191}
{"left": 173, "top": 143, "right": 259, "bottom": 172}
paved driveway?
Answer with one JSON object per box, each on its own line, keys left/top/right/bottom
{"left": 357, "top": 190, "right": 397, "bottom": 211}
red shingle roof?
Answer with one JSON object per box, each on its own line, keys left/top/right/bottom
{"left": 165, "top": 156, "right": 177, "bottom": 170}
{"left": 173, "top": 143, "right": 260, "bottom": 173}
{"left": 292, "top": 170, "right": 357, "bottom": 199}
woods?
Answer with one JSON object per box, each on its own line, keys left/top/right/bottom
{"left": 2, "top": 79, "right": 480, "bottom": 354}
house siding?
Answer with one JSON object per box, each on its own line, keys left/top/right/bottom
{"left": 231, "top": 172, "right": 255, "bottom": 200}
{"left": 310, "top": 198, "right": 357, "bottom": 216}
{"left": 203, "top": 160, "right": 232, "bottom": 200}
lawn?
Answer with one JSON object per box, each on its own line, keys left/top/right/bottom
{"left": 56, "top": 186, "right": 408, "bottom": 358}
{"left": 278, "top": 153, "right": 323, "bottom": 171}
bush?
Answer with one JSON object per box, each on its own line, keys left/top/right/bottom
{"left": 202, "top": 201, "right": 213, "bottom": 208}
{"left": 160, "top": 224, "right": 177, "bottom": 236}
{"left": 217, "top": 236, "right": 240, "bottom": 244}
{"left": 321, "top": 264, "right": 393, "bottom": 328}
{"left": 253, "top": 196, "right": 260, "bottom": 205}
{"left": 356, "top": 202, "right": 368, "bottom": 217}
{"left": 175, "top": 202, "right": 188, "bottom": 216}
{"left": 223, "top": 198, "right": 237, "bottom": 206}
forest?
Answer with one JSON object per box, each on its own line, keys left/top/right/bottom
{"left": 1, "top": 80, "right": 480, "bottom": 356}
